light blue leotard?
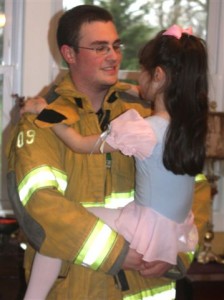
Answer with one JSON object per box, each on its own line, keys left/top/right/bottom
{"left": 134, "top": 116, "right": 194, "bottom": 223}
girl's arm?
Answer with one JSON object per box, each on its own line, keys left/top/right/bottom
{"left": 20, "top": 96, "right": 115, "bottom": 154}
{"left": 53, "top": 123, "right": 115, "bottom": 154}
{"left": 21, "top": 98, "right": 154, "bottom": 159}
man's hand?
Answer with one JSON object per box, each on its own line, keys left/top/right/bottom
{"left": 122, "top": 248, "right": 145, "bottom": 271}
{"left": 122, "top": 248, "right": 173, "bottom": 277}
{"left": 140, "top": 260, "right": 173, "bottom": 278}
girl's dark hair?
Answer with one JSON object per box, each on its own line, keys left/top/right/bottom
{"left": 139, "top": 30, "right": 209, "bottom": 176}
{"left": 57, "top": 5, "right": 114, "bottom": 51}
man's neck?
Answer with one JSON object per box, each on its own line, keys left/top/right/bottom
{"left": 89, "top": 90, "right": 108, "bottom": 112}
{"left": 72, "top": 76, "right": 111, "bottom": 112}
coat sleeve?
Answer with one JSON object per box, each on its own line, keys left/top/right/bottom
{"left": 7, "top": 114, "right": 129, "bottom": 276}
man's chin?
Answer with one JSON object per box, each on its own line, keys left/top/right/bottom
{"left": 102, "top": 78, "right": 118, "bottom": 88}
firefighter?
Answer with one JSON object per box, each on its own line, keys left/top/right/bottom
{"left": 7, "top": 5, "right": 210, "bottom": 300}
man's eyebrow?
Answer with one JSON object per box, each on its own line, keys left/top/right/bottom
{"left": 90, "top": 39, "right": 122, "bottom": 46}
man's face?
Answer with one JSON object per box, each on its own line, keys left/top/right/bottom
{"left": 71, "top": 21, "right": 122, "bottom": 91}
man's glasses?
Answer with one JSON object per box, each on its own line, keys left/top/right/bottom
{"left": 78, "top": 43, "right": 125, "bottom": 56}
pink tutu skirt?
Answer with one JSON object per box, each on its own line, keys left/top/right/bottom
{"left": 88, "top": 202, "right": 198, "bottom": 265}
{"left": 116, "top": 202, "right": 198, "bottom": 264}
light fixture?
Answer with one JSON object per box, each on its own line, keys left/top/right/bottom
{"left": 0, "top": 13, "right": 6, "bottom": 28}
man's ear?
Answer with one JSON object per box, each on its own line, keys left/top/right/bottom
{"left": 60, "top": 45, "right": 76, "bottom": 64}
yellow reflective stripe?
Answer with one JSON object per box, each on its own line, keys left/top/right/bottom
{"left": 75, "top": 219, "right": 117, "bottom": 270}
{"left": 186, "top": 250, "right": 195, "bottom": 263}
{"left": 82, "top": 190, "right": 135, "bottom": 208}
{"left": 105, "top": 190, "right": 134, "bottom": 208}
{"left": 195, "top": 174, "right": 206, "bottom": 182}
{"left": 18, "top": 166, "right": 67, "bottom": 206}
{"left": 123, "top": 282, "right": 176, "bottom": 300}
{"left": 82, "top": 202, "right": 107, "bottom": 208}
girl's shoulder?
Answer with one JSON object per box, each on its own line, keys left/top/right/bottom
{"left": 145, "top": 115, "right": 169, "bottom": 139}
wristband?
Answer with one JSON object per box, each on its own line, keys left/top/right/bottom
{"left": 90, "top": 125, "right": 111, "bottom": 154}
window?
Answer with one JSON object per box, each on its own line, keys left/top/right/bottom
{"left": 62, "top": 0, "right": 208, "bottom": 84}
{"left": 63, "top": 0, "right": 208, "bottom": 71}
{"left": 0, "top": 0, "right": 23, "bottom": 215}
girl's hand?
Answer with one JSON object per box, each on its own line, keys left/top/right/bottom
{"left": 20, "top": 97, "right": 47, "bottom": 115}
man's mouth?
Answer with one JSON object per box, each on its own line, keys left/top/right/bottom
{"left": 102, "top": 65, "right": 118, "bottom": 75}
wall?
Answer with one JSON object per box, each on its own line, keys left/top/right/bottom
{"left": 207, "top": 0, "right": 224, "bottom": 112}
{"left": 22, "top": 0, "right": 61, "bottom": 96}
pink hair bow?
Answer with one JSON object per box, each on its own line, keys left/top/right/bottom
{"left": 162, "top": 24, "right": 193, "bottom": 39}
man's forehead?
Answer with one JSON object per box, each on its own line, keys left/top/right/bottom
{"left": 79, "top": 21, "right": 119, "bottom": 42}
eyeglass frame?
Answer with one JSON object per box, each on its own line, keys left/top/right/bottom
{"left": 77, "top": 41, "right": 125, "bottom": 56}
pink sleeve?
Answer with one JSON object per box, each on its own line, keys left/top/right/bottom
{"left": 106, "top": 109, "right": 157, "bottom": 160}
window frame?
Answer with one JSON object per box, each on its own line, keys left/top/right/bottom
{"left": 0, "top": 0, "right": 23, "bottom": 216}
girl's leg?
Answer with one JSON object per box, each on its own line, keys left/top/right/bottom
{"left": 24, "top": 252, "right": 62, "bottom": 300}
{"left": 87, "top": 207, "right": 121, "bottom": 231}
{"left": 23, "top": 207, "right": 120, "bottom": 299}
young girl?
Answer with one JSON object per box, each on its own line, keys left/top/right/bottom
{"left": 22, "top": 24, "right": 209, "bottom": 299}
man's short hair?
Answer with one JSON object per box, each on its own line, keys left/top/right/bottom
{"left": 57, "top": 5, "right": 114, "bottom": 51}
